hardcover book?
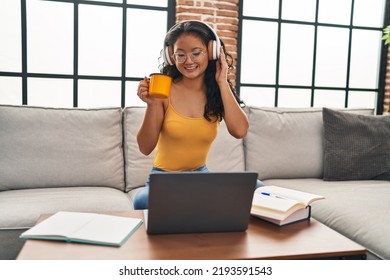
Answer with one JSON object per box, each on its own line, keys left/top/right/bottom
{"left": 251, "top": 186, "right": 324, "bottom": 226}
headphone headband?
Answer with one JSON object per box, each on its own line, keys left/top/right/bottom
{"left": 162, "top": 20, "right": 221, "bottom": 66}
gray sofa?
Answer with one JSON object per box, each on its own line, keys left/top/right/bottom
{"left": 0, "top": 104, "right": 389, "bottom": 260}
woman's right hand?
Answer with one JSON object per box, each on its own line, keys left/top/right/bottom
{"left": 137, "top": 76, "right": 156, "bottom": 106}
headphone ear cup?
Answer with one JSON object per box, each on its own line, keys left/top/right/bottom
{"left": 207, "top": 40, "right": 214, "bottom": 60}
{"left": 163, "top": 45, "right": 174, "bottom": 66}
{"left": 208, "top": 39, "right": 220, "bottom": 60}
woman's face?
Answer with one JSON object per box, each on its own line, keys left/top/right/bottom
{"left": 172, "top": 33, "right": 209, "bottom": 80}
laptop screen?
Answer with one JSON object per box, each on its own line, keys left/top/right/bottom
{"left": 145, "top": 172, "right": 258, "bottom": 234}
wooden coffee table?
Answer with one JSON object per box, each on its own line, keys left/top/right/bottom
{"left": 16, "top": 210, "right": 366, "bottom": 260}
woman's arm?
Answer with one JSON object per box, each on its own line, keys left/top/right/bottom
{"left": 215, "top": 49, "right": 249, "bottom": 139}
{"left": 136, "top": 77, "right": 166, "bottom": 155}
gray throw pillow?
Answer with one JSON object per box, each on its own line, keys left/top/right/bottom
{"left": 323, "top": 108, "right": 390, "bottom": 181}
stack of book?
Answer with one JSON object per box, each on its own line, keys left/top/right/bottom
{"left": 251, "top": 186, "right": 325, "bottom": 226}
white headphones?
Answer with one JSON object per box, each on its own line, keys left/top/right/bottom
{"left": 162, "top": 20, "right": 221, "bottom": 66}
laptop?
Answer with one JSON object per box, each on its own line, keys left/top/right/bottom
{"left": 144, "top": 172, "right": 258, "bottom": 234}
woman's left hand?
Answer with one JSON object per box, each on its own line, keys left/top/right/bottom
{"left": 215, "top": 46, "right": 229, "bottom": 86}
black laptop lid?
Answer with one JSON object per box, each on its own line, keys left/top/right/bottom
{"left": 146, "top": 172, "right": 258, "bottom": 234}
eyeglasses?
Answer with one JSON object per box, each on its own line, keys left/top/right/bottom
{"left": 172, "top": 50, "right": 207, "bottom": 64}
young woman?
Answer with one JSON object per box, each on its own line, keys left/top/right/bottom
{"left": 134, "top": 20, "right": 249, "bottom": 209}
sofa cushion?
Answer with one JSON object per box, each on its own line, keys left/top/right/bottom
{"left": 0, "top": 105, "right": 125, "bottom": 191}
{"left": 0, "top": 187, "right": 133, "bottom": 229}
{"left": 123, "top": 106, "right": 246, "bottom": 192}
{"left": 245, "top": 106, "right": 374, "bottom": 180}
{"left": 206, "top": 120, "right": 245, "bottom": 172}
{"left": 262, "top": 178, "right": 390, "bottom": 260}
{"left": 323, "top": 108, "right": 390, "bottom": 181}
{"left": 123, "top": 107, "right": 155, "bottom": 192}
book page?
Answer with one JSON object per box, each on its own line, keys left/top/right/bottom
{"left": 20, "top": 211, "right": 97, "bottom": 238}
{"left": 257, "top": 186, "right": 324, "bottom": 206}
{"left": 71, "top": 214, "right": 143, "bottom": 245}
{"left": 252, "top": 194, "right": 303, "bottom": 212}
{"left": 252, "top": 194, "right": 305, "bottom": 220}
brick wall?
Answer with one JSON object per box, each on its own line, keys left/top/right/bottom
{"left": 175, "top": 0, "right": 239, "bottom": 84}
{"left": 385, "top": 48, "right": 390, "bottom": 114}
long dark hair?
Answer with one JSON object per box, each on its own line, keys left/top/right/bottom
{"left": 161, "top": 21, "right": 245, "bottom": 122}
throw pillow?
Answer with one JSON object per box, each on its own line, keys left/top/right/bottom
{"left": 322, "top": 108, "right": 390, "bottom": 181}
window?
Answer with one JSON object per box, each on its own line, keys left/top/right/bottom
{"left": 238, "top": 0, "right": 387, "bottom": 113}
{"left": 0, "top": 0, "right": 175, "bottom": 108}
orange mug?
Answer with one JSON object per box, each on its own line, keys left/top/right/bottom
{"left": 148, "top": 73, "right": 172, "bottom": 98}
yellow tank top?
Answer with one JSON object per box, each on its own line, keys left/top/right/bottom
{"left": 153, "top": 101, "right": 219, "bottom": 171}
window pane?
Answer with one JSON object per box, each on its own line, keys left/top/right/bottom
{"left": 127, "top": 0, "right": 168, "bottom": 7}
{"left": 78, "top": 80, "right": 121, "bottom": 108}
{"left": 242, "top": 0, "right": 279, "bottom": 18}
{"left": 279, "top": 24, "right": 314, "bottom": 86}
{"left": 240, "top": 20, "right": 278, "bottom": 84}
{"left": 349, "top": 30, "right": 382, "bottom": 88}
{"left": 318, "top": 0, "right": 352, "bottom": 25}
{"left": 126, "top": 81, "right": 145, "bottom": 107}
{"left": 353, "top": 0, "right": 386, "bottom": 27}
{"left": 28, "top": 78, "right": 73, "bottom": 107}
{"left": 0, "top": 0, "right": 21, "bottom": 72}
{"left": 239, "top": 87, "right": 275, "bottom": 107}
{"left": 87, "top": 0, "right": 122, "bottom": 3}
{"left": 282, "top": 0, "right": 316, "bottom": 22}
{"left": 348, "top": 91, "right": 377, "bottom": 108}
{"left": 315, "top": 27, "right": 349, "bottom": 87}
{"left": 79, "top": 5, "right": 122, "bottom": 76}
{"left": 313, "top": 90, "right": 346, "bottom": 108}
{"left": 278, "top": 88, "right": 311, "bottom": 107}
{"left": 0, "top": 77, "right": 22, "bottom": 105}
{"left": 126, "top": 9, "right": 167, "bottom": 77}
{"left": 27, "top": 0, "right": 73, "bottom": 74}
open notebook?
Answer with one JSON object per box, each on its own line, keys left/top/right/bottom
{"left": 20, "top": 211, "right": 143, "bottom": 247}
